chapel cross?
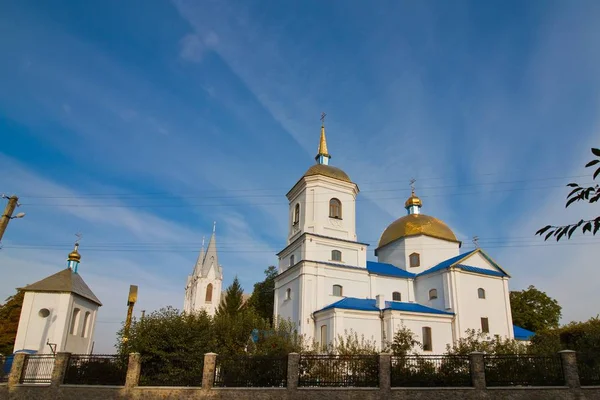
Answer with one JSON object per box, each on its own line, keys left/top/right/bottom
{"left": 472, "top": 236, "right": 480, "bottom": 248}
{"left": 321, "top": 112, "right": 327, "bottom": 125}
{"left": 409, "top": 178, "right": 416, "bottom": 194}
{"left": 75, "top": 232, "right": 83, "bottom": 245}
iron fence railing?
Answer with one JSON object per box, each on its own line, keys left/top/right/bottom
{"left": 63, "top": 354, "right": 128, "bottom": 386}
{"left": 298, "top": 355, "right": 379, "bottom": 387}
{"left": 391, "top": 355, "right": 471, "bottom": 387}
{"left": 139, "top": 354, "right": 203, "bottom": 387}
{"left": 21, "top": 354, "right": 55, "bottom": 384}
{"left": 484, "top": 355, "right": 564, "bottom": 386}
{"left": 214, "top": 355, "right": 287, "bottom": 387}
{"left": 577, "top": 353, "right": 600, "bottom": 386}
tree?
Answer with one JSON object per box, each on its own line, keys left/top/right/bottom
{"left": 0, "top": 290, "right": 24, "bottom": 355}
{"left": 536, "top": 147, "right": 600, "bottom": 241}
{"left": 510, "top": 285, "right": 561, "bottom": 332}
{"left": 445, "top": 329, "right": 529, "bottom": 355}
{"left": 247, "top": 266, "right": 277, "bottom": 323}
{"left": 216, "top": 276, "right": 245, "bottom": 317}
{"left": 388, "top": 325, "right": 421, "bottom": 356}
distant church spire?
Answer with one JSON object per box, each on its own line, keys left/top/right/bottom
{"left": 315, "top": 112, "right": 331, "bottom": 165}
{"left": 405, "top": 179, "right": 422, "bottom": 215}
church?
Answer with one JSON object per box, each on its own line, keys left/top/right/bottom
{"left": 273, "top": 120, "right": 532, "bottom": 353}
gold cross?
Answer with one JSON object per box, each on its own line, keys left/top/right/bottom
{"left": 320, "top": 112, "right": 327, "bottom": 125}
{"left": 409, "top": 178, "right": 416, "bottom": 193}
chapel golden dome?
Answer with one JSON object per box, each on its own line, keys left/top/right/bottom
{"left": 68, "top": 244, "right": 81, "bottom": 262}
{"left": 377, "top": 214, "right": 459, "bottom": 249}
{"left": 404, "top": 191, "right": 422, "bottom": 208}
{"left": 303, "top": 164, "right": 352, "bottom": 183}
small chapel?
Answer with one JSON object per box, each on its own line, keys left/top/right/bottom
{"left": 13, "top": 243, "right": 101, "bottom": 355}
{"left": 273, "top": 119, "right": 533, "bottom": 352}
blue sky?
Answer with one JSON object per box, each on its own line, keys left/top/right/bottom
{"left": 1, "top": 0, "right": 599, "bottom": 352}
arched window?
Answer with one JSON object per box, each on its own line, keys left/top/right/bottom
{"left": 206, "top": 283, "right": 213, "bottom": 303}
{"left": 81, "top": 312, "right": 91, "bottom": 338}
{"left": 70, "top": 308, "right": 80, "bottom": 335}
{"left": 320, "top": 325, "right": 328, "bottom": 351}
{"left": 428, "top": 289, "right": 438, "bottom": 300}
{"left": 290, "top": 254, "right": 295, "bottom": 266}
{"left": 422, "top": 327, "right": 432, "bottom": 351}
{"left": 481, "top": 317, "right": 489, "bottom": 333}
{"left": 285, "top": 288, "right": 291, "bottom": 300}
{"left": 409, "top": 252, "right": 420, "bottom": 268}
{"left": 478, "top": 288, "right": 486, "bottom": 299}
{"left": 392, "top": 292, "right": 401, "bottom": 301}
{"left": 333, "top": 284, "right": 343, "bottom": 297}
{"left": 293, "top": 203, "right": 300, "bottom": 225}
{"left": 331, "top": 250, "right": 342, "bottom": 261}
{"left": 329, "top": 198, "right": 342, "bottom": 219}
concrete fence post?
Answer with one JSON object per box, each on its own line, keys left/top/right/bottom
{"left": 125, "top": 353, "right": 142, "bottom": 388}
{"left": 379, "top": 353, "right": 391, "bottom": 397}
{"left": 469, "top": 352, "right": 486, "bottom": 389}
{"left": 50, "top": 352, "right": 71, "bottom": 387}
{"left": 559, "top": 350, "right": 580, "bottom": 388}
{"left": 7, "top": 353, "right": 27, "bottom": 387}
{"left": 202, "top": 353, "right": 217, "bottom": 390}
{"left": 287, "top": 353, "right": 300, "bottom": 391}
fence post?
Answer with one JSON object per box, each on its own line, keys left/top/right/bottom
{"left": 125, "top": 353, "right": 142, "bottom": 388}
{"left": 7, "top": 353, "right": 27, "bottom": 387}
{"left": 559, "top": 350, "right": 580, "bottom": 388}
{"left": 379, "top": 353, "right": 391, "bottom": 396}
{"left": 469, "top": 352, "right": 486, "bottom": 389}
{"left": 50, "top": 352, "right": 71, "bottom": 387}
{"left": 202, "top": 353, "right": 217, "bottom": 389}
{"left": 287, "top": 353, "right": 300, "bottom": 391}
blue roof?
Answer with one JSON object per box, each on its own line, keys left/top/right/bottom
{"left": 316, "top": 297, "right": 454, "bottom": 316}
{"left": 513, "top": 325, "right": 535, "bottom": 341}
{"left": 416, "top": 250, "right": 508, "bottom": 278}
{"left": 366, "top": 261, "right": 416, "bottom": 278}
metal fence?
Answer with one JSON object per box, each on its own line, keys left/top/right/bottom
{"left": 63, "top": 354, "right": 128, "bottom": 386}
{"left": 298, "top": 354, "right": 379, "bottom": 387}
{"left": 484, "top": 355, "right": 564, "bottom": 386}
{"left": 391, "top": 355, "right": 471, "bottom": 387}
{"left": 214, "top": 355, "right": 287, "bottom": 387}
{"left": 139, "top": 354, "right": 204, "bottom": 387}
{"left": 20, "top": 354, "right": 55, "bottom": 384}
{"left": 577, "top": 353, "right": 600, "bottom": 386}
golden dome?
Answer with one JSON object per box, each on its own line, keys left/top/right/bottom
{"left": 405, "top": 192, "right": 422, "bottom": 208}
{"left": 68, "top": 245, "right": 81, "bottom": 262}
{"left": 377, "top": 214, "right": 459, "bottom": 249}
{"left": 303, "top": 164, "right": 352, "bottom": 183}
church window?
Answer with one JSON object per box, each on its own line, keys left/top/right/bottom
{"left": 329, "top": 198, "right": 342, "bottom": 219}
{"left": 333, "top": 284, "right": 343, "bottom": 297}
{"left": 481, "top": 317, "right": 489, "bottom": 333}
{"left": 428, "top": 289, "right": 438, "bottom": 300}
{"left": 409, "top": 253, "right": 420, "bottom": 268}
{"left": 38, "top": 308, "right": 50, "bottom": 318}
{"left": 81, "top": 312, "right": 91, "bottom": 338}
{"left": 290, "top": 255, "right": 295, "bottom": 266}
{"left": 320, "top": 325, "right": 328, "bottom": 351}
{"left": 293, "top": 204, "right": 300, "bottom": 225}
{"left": 478, "top": 288, "right": 486, "bottom": 299}
{"left": 285, "top": 288, "right": 291, "bottom": 300}
{"left": 70, "top": 308, "right": 81, "bottom": 335}
{"left": 392, "top": 292, "right": 401, "bottom": 301}
{"left": 206, "top": 283, "right": 213, "bottom": 303}
{"left": 331, "top": 250, "right": 342, "bottom": 261}
{"left": 422, "top": 327, "right": 432, "bottom": 351}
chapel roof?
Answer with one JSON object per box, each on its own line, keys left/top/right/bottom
{"left": 18, "top": 268, "right": 102, "bottom": 306}
{"left": 315, "top": 297, "right": 454, "bottom": 315}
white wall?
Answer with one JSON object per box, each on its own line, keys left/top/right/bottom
{"left": 377, "top": 235, "right": 460, "bottom": 273}
{"left": 386, "top": 312, "right": 454, "bottom": 354}
{"left": 334, "top": 310, "right": 382, "bottom": 347}
{"left": 414, "top": 273, "right": 446, "bottom": 311}
{"left": 370, "top": 275, "right": 413, "bottom": 303}
{"left": 64, "top": 296, "right": 99, "bottom": 354}
{"left": 460, "top": 252, "right": 505, "bottom": 273}
{"left": 454, "top": 272, "right": 513, "bottom": 338}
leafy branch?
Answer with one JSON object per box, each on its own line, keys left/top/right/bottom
{"left": 536, "top": 147, "right": 600, "bottom": 241}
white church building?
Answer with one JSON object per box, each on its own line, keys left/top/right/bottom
{"left": 13, "top": 243, "right": 101, "bottom": 355}
{"left": 184, "top": 226, "right": 223, "bottom": 317}
{"left": 273, "top": 121, "right": 532, "bottom": 353}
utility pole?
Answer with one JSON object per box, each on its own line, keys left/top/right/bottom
{"left": 0, "top": 195, "right": 25, "bottom": 242}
